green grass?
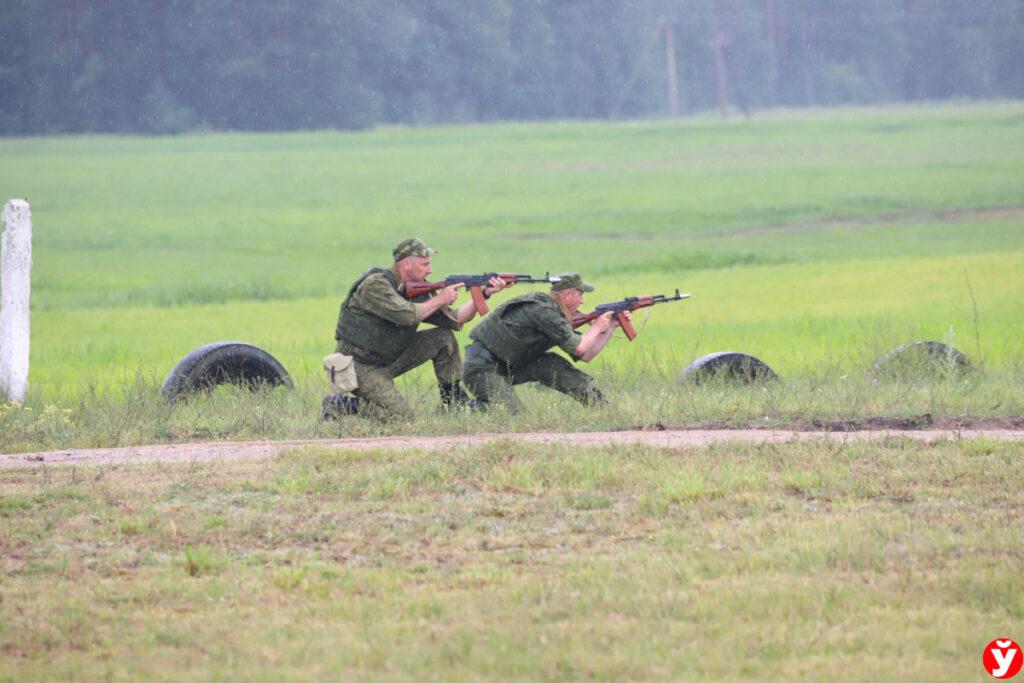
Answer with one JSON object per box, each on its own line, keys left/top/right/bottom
{"left": 0, "top": 103, "right": 1022, "bottom": 450}
{"left": 2, "top": 105, "right": 1022, "bottom": 679}
{"left": 1, "top": 439, "right": 1020, "bottom": 680}
{"left": 2, "top": 367, "right": 1023, "bottom": 455}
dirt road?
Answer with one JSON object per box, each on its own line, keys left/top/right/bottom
{"left": 2, "top": 427, "right": 1022, "bottom": 469}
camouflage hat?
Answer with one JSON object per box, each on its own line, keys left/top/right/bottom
{"left": 393, "top": 238, "right": 437, "bottom": 261}
{"left": 551, "top": 271, "right": 595, "bottom": 293}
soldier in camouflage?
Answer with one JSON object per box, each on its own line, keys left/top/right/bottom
{"left": 462, "top": 272, "right": 627, "bottom": 413}
{"left": 322, "top": 238, "right": 508, "bottom": 421}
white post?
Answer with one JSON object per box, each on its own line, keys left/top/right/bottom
{"left": 1, "top": 199, "right": 32, "bottom": 402}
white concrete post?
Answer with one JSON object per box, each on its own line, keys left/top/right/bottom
{"left": 1, "top": 199, "right": 32, "bottom": 402}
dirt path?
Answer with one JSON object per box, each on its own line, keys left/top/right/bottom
{"left": 2, "top": 428, "right": 1023, "bottom": 469}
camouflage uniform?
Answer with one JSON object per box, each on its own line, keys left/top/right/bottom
{"left": 330, "top": 240, "right": 463, "bottom": 421}
{"left": 463, "top": 276, "right": 605, "bottom": 413}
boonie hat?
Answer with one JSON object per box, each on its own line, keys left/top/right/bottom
{"left": 393, "top": 238, "right": 437, "bottom": 261}
{"left": 551, "top": 271, "right": 595, "bottom": 293}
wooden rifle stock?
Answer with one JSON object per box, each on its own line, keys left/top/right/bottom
{"left": 404, "top": 281, "right": 446, "bottom": 298}
{"left": 570, "top": 310, "right": 600, "bottom": 329}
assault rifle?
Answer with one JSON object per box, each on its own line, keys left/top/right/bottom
{"left": 405, "top": 273, "right": 561, "bottom": 315}
{"left": 571, "top": 289, "right": 690, "bottom": 341}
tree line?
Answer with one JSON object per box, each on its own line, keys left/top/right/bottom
{"left": 1, "top": 0, "right": 1021, "bottom": 135}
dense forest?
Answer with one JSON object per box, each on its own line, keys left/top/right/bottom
{"left": 2, "top": 0, "right": 1022, "bottom": 134}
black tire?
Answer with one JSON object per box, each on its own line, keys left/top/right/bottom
{"left": 678, "top": 351, "right": 778, "bottom": 384}
{"left": 873, "top": 341, "right": 971, "bottom": 378}
{"left": 161, "top": 341, "right": 293, "bottom": 401}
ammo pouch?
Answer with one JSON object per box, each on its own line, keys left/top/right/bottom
{"left": 323, "top": 353, "right": 358, "bottom": 393}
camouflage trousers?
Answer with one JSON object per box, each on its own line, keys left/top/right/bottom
{"left": 350, "top": 328, "right": 462, "bottom": 421}
{"left": 462, "top": 351, "right": 605, "bottom": 414}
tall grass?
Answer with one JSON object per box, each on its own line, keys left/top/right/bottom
{"left": 2, "top": 366, "right": 1021, "bottom": 454}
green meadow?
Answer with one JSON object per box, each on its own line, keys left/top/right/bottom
{"left": 0, "top": 103, "right": 1022, "bottom": 445}
{"left": 2, "top": 439, "right": 1022, "bottom": 680}
{"left": 2, "top": 105, "right": 1023, "bottom": 680}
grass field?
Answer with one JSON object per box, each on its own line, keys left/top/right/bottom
{"left": 0, "top": 103, "right": 1022, "bottom": 449}
{"left": 2, "top": 103, "right": 1022, "bottom": 388}
{"left": 1, "top": 103, "right": 1023, "bottom": 450}
{"left": 2, "top": 438, "right": 1021, "bottom": 680}
{"left": 2, "top": 104, "right": 1023, "bottom": 679}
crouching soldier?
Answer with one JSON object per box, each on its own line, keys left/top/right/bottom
{"left": 321, "top": 238, "right": 507, "bottom": 421}
{"left": 462, "top": 272, "right": 626, "bottom": 413}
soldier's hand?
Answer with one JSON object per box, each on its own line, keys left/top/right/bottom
{"left": 439, "top": 283, "right": 463, "bottom": 305}
{"left": 484, "top": 276, "right": 508, "bottom": 296}
{"left": 594, "top": 311, "right": 615, "bottom": 332}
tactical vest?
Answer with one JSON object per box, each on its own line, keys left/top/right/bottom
{"left": 335, "top": 268, "right": 418, "bottom": 365}
{"left": 470, "top": 292, "right": 565, "bottom": 368}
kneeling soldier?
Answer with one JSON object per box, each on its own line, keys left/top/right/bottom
{"left": 463, "top": 272, "right": 626, "bottom": 412}
{"left": 324, "top": 238, "right": 508, "bottom": 421}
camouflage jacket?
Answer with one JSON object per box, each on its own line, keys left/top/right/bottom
{"left": 469, "top": 291, "right": 582, "bottom": 367}
{"left": 335, "top": 265, "right": 460, "bottom": 365}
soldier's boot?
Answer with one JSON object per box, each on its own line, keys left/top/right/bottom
{"left": 320, "top": 394, "right": 360, "bottom": 421}
{"left": 439, "top": 381, "right": 481, "bottom": 411}
{"left": 579, "top": 384, "right": 609, "bottom": 407}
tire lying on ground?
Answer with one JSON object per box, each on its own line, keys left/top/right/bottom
{"left": 161, "top": 341, "right": 294, "bottom": 401}
{"left": 873, "top": 341, "right": 971, "bottom": 378}
{"left": 678, "top": 351, "right": 778, "bottom": 384}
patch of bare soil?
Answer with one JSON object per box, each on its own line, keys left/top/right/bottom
{"left": 2, "top": 419, "right": 1023, "bottom": 469}
{"left": 639, "top": 414, "right": 1024, "bottom": 433}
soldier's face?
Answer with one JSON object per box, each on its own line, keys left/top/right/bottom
{"left": 561, "top": 288, "right": 583, "bottom": 310}
{"left": 402, "top": 255, "right": 432, "bottom": 281}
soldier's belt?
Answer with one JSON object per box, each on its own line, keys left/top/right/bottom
{"left": 465, "top": 343, "right": 498, "bottom": 363}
